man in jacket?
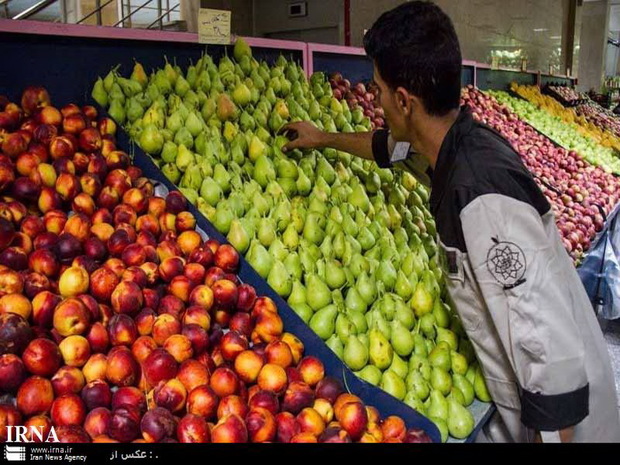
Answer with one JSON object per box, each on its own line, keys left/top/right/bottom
{"left": 283, "top": 1, "right": 620, "bottom": 442}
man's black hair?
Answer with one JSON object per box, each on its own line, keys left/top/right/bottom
{"left": 363, "top": 1, "right": 462, "bottom": 116}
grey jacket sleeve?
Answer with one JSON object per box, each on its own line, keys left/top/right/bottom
{"left": 459, "top": 193, "right": 589, "bottom": 431}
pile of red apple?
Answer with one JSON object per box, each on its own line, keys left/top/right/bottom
{"left": 0, "top": 87, "right": 432, "bottom": 443}
{"left": 329, "top": 73, "right": 385, "bottom": 129}
{"left": 462, "top": 86, "right": 620, "bottom": 261}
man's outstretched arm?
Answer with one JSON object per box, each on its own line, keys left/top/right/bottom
{"left": 281, "top": 121, "right": 376, "bottom": 161}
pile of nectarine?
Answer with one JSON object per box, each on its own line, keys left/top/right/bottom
{"left": 0, "top": 87, "right": 432, "bottom": 443}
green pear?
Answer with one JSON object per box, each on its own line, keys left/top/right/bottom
{"left": 426, "top": 390, "right": 448, "bottom": 422}
{"left": 200, "top": 177, "right": 222, "bottom": 207}
{"left": 232, "top": 82, "right": 252, "bottom": 107}
{"left": 449, "top": 386, "right": 466, "bottom": 406}
{"left": 108, "top": 99, "right": 126, "bottom": 125}
{"left": 465, "top": 363, "right": 477, "bottom": 385}
{"left": 428, "top": 343, "right": 451, "bottom": 372}
{"left": 288, "top": 280, "right": 307, "bottom": 306}
{"left": 91, "top": 77, "right": 108, "bottom": 107}
{"left": 213, "top": 164, "right": 231, "bottom": 194}
{"left": 395, "top": 270, "right": 413, "bottom": 300}
{"left": 388, "top": 353, "right": 409, "bottom": 379}
{"left": 174, "top": 127, "right": 193, "bottom": 150}
{"left": 436, "top": 328, "right": 458, "bottom": 351}
{"left": 406, "top": 370, "right": 430, "bottom": 401}
{"left": 348, "top": 310, "right": 367, "bottom": 334}
{"left": 408, "top": 354, "right": 431, "bottom": 381}
{"left": 227, "top": 219, "right": 250, "bottom": 254}
{"left": 248, "top": 136, "right": 267, "bottom": 162}
{"left": 212, "top": 201, "right": 234, "bottom": 234}
{"left": 267, "top": 261, "right": 292, "bottom": 298}
{"left": 247, "top": 241, "right": 273, "bottom": 279}
{"left": 174, "top": 75, "right": 190, "bottom": 97}
{"left": 335, "top": 312, "right": 356, "bottom": 346}
{"left": 356, "top": 365, "right": 382, "bottom": 386}
{"left": 450, "top": 350, "right": 469, "bottom": 375}
{"left": 413, "top": 333, "right": 428, "bottom": 357}
{"left": 257, "top": 218, "right": 276, "bottom": 247}
{"left": 109, "top": 82, "right": 125, "bottom": 103}
{"left": 447, "top": 398, "right": 475, "bottom": 439}
{"left": 161, "top": 163, "right": 180, "bottom": 183}
{"left": 430, "top": 367, "right": 453, "bottom": 396}
{"left": 185, "top": 111, "right": 204, "bottom": 138}
{"left": 411, "top": 283, "right": 434, "bottom": 317}
{"left": 429, "top": 416, "right": 449, "bottom": 443}
{"left": 344, "top": 287, "right": 367, "bottom": 314}
{"left": 309, "top": 304, "right": 338, "bottom": 340}
{"left": 233, "top": 37, "right": 252, "bottom": 61}
{"left": 175, "top": 144, "right": 194, "bottom": 172}
{"left": 325, "top": 260, "right": 347, "bottom": 290}
{"left": 433, "top": 300, "right": 451, "bottom": 329}
{"left": 395, "top": 299, "right": 415, "bottom": 331}
{"left": 474, "top": 365, "right": 492, "bottom": 402}
{"left": 343, "top": 335, "right": 368, "bottom": 371}
{"left": 452, "top": 374, "right": 475, "bottom": 406}
{"left": 268, "top": 239, "right": 288, "bottom": 262}
{"left": 391, "top": 320, "right": 415, "bottom": 357}
{"left": 404, "top": 391, "right": 427, "bottom": 415}
{"left": 160, "top": 141, "right": 178, "bottom": 164}
{"left": 306, "top": 274, "right": 336, "bottom": 310}
{"left": 369, "top": 327, "right": 393, "bottom": 370}
{"left": 420, "top": 313, "right": 437, "bottom": 339}
{"left": 325, "top": 334, "right": 344, "bottom": 358}
{"left": 380, "top": 371, "right": 406, "bottom": 401}
{"left": 138, "top": 124, "right": 164, "bottom": 154}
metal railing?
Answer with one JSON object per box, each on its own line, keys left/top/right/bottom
{"left": 115, "top": 0, "right": 181, "bottom": 29}
{"left": 4, "top": 0, "right": 181, "bottom": 30}
{"left": 11, "top": 0, "right": 58, "bottom": 20}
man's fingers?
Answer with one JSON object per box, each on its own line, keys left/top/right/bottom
{"left": 282, "top": 138, "right": 302, "bottom": 153}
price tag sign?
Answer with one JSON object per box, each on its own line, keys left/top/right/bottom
{"left": 198, "top": 8, "right": 232, "bottom": 45}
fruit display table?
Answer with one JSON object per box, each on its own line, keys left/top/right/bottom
{"left": 130, "top": 131, "right": 441, "bottom": 442}
{"left": 0, "top": 21, "right": 592, "bottom": 444}
{"left": 128, "top": 121, "right": 494, "bottom": 444}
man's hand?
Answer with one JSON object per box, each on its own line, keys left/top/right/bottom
{"left": 281, "top": 121, "right": 377, "bottom": 161}
{"left": 281, "top": 122, "right": 328, "bottom": 152}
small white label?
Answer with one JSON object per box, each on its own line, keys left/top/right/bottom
{"left": 390, "top": 142, "right": 410, "bottom": 163}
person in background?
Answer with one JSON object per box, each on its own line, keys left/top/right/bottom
{"left": 282, "top": 1, "right": 620, "bottom": 443}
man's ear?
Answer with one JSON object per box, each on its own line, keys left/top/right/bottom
{"left": 395, "top": 87, "right": 413, "bottom": 116}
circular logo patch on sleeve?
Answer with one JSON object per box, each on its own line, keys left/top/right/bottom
{"left": 486, "top": 241, "right": 526, "bottom": 287}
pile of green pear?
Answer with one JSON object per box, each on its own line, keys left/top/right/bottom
{"left": 91, "top": 38, "right": 491, "bottom": 441}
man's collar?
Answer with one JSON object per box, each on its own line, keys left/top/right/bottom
{"left": 429, "top": 107, "right": 475, "bottom": 212}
